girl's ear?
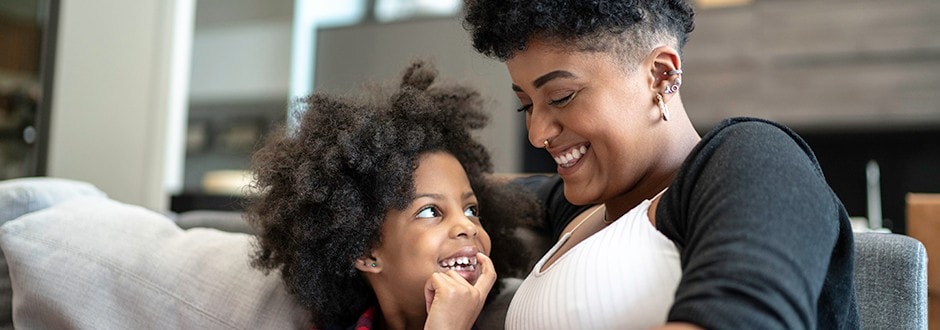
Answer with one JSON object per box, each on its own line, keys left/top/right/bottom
{"left": 355, "top": 255, "right": 382, "bottom": 274}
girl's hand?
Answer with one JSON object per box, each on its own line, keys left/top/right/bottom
{"left": 424, "top": 252, "right": 496, "bottom": 330}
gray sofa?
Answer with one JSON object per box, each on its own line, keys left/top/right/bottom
{"left": 0, "top": 177, "right": 927, "bottom": 329}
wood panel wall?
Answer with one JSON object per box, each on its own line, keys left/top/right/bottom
{"left": 682, "top": 0, "right": 940, "bottom": 131}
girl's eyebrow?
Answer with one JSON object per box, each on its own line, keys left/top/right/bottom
{"left": 413, "top": 191, "right": 475, "bottom": 201}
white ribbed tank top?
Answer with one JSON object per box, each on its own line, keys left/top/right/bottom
{"left": 505, "top": 199, "right": 681, "bottom": 330}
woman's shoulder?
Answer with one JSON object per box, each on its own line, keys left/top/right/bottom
{"left": 696, "top": 117, "right": 819, "bottom": 166}
{"left": 675, "top": 116, "right": 826, "bottom": 187}
{"left": 706, "top": 117, "right": 802, "bottom": 143}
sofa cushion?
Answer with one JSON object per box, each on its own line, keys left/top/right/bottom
{"left": 0, "top": 196, "right": 310, "bottom": 329}
{"left": 0, "top": 177, "right": 108, "bottom": 328}
{"left": 0, "top": 177, "right": 106, "bottom": 224}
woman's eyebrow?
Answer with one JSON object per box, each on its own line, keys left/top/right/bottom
{"left": 511, "top": 70, "right": 578, "bottom": 92}
{"left": 533, "top": 70, "right": 576, "bottom": 88}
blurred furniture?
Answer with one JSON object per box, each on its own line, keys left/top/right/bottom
{"left": 907, "top": 193, "right": 940, "bottom": 329}
{"left": 0, "top": 177, "right": 929, "bottom": 328}
{"left": 0, "top": 177, "right": 307, "bottom": 329}
{"left": 853, "top": 232, "right": 928, "bottom": 329}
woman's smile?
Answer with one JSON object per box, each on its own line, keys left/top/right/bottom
{"left": 550, "top": 144, "right": 590, "bottom": 168}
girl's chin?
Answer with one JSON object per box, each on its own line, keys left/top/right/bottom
{"left": 439, "top": 266, "right": 480, "bottom": 284}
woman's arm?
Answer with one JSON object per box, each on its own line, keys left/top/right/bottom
{"left": 657, "top": 119, "right": 852, "bottom": 329}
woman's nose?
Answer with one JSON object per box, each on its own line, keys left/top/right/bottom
{"left": 527, "top": 107, "right": 560, "bottom": 149}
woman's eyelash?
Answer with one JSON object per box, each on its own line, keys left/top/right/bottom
{"left": 516, "top": 104, "right": 532, "bottom": 113}
{"left": 548, "top": 91, "right": 577, "bottom": 106}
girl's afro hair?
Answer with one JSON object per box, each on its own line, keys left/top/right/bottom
{"left": 245, "top": 60, "right": 542, "bottom": 327}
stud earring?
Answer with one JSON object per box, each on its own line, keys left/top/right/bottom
{"left": 656, "top": 93, "right": 670, "bottom": 121}
{"left": 543, "top": 140, "right": 551, "bottom": 149}
{"left": 371, "top": 262, "right": 377, "bottom": 268}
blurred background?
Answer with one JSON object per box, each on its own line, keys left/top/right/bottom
{"left": 1, "top": 0, "right": 938, "bottom": 234}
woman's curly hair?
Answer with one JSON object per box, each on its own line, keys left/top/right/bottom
{"left": 462, "top": 0, "right": 695, "bottom": 65}
{"left": 245, "top": 60, "right": 541, "bottom": 327}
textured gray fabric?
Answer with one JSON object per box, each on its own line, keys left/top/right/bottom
{"left": 0, "top": 177, "right": 106, "bottom": 224}
{"left": 0, "top": 177, "right": 107, "bottom": 329}
{"left": 853, "top": 232, "right": 927, "bottom": 330}
{"left": 0, "top": 197, "right": 310, "bottom": 329}
{"left": 175, "top": 210, "right": 254, "bottom": 234}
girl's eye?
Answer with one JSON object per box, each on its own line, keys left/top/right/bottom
{"left": 516, "top": 104, "right": 533, "bottom": 114}
{"left": 464, "top": 205, "right": 479, "bottom": 218}
{"left": 548, "top": 91, "right": 577, "bottom": 107}
{"left": 416, "top": 206, "right": 441, "bottom": 219}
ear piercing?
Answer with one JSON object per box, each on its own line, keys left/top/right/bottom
{"left": 656, "top": 93, "right": 670, "bottom": 121}
{"left": 544, "top": 140, "right": 551, "bottom": 149}
{"left": 371, "top": 262, "right": 377, "bottom": 267}
{"left": 663, "top": 69, "right": 682, "bottom": 94}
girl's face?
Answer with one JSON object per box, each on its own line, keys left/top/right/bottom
{"left": 366, "top": 151, "right": 491, "bottom": 311}
{"left": 506, "top": 39, "right": 668, "bottom": 205}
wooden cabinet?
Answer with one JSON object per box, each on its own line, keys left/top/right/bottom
{"left": 907, "top": 193, "right": 940, "bottom": 330}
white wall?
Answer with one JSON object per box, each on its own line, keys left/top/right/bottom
{"left": 48, "top": 0, "right": 193, "bottom": 211}
{"left": 315, "top": 18, "right": 523, "bottom": 172}
{"left": 189, "top": 21, "right": 292, "bottom": 103}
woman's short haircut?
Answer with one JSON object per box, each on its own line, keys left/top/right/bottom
{"left": 463, "top": 0, "right": 696, "bottom": 67}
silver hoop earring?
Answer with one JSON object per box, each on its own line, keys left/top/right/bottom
{"left": 656, "top": 94, "right": 669, "bottom": 121}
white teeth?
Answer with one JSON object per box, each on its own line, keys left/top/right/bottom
{"left": 440, "top": 255, "right": 479, "bottom": 270}
{"left": 552, "top": 145, "right": 589, "bottom": 167}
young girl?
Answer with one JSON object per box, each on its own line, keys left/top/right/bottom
{"left": 245, "top": 61, "right": 539, "bottom": 329}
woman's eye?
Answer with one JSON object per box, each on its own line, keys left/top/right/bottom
{"left": 464, "top": 205, "right": 479, "bottom": 218}
{"left": 548, "top": 91, "right": 577, "bottom": 107}
{"left": 416, "top": 206, "right": 441, "bottom": 219}
{"left": 515, "top": 104, "right": 533, "bottom": 114}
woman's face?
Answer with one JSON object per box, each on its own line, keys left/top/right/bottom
{"left": 506, "top": 39, "right": 665, "bottom": 205}
{"left": 368, "top": 151, "right": 491, "bottom": 308}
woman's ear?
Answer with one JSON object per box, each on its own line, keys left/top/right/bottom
{"left": 355, "top": 255, "right": 382, "bottom": 274}
{"left": 647, "top": 46, "right": 682, "bottom": 99}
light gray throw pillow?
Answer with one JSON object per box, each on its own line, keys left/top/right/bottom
{"left": 0, "top": 177, "right": 108, "bottom": 329}
{"left": 0, "top": 177, "right": 106, "bottom": 224}
{"left": 0, "top": 196, "right": 310, "bottom": 329}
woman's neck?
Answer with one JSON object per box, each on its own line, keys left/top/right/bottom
{"left": 605, "top": 119, "right": 700, "bottom": 221}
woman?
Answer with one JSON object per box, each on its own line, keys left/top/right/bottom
{"left": 245, "top": 61, "right": 539, "bottom": 329}
{"left": 463, "top": 1, "right": 858, "bottom": 329}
